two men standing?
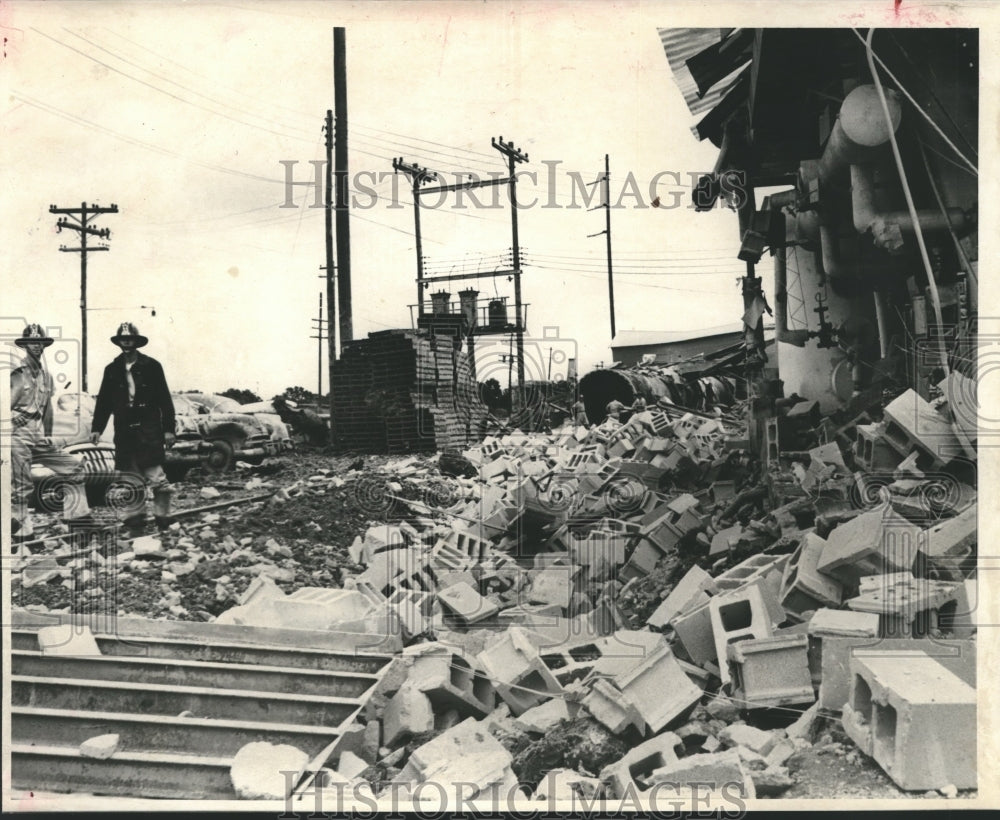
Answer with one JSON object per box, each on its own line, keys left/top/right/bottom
{"left": 90, "top": 322, "right": 176, "bottom": 533}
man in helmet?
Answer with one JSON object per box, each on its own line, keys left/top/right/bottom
{"left": 10, "top": 323, "right": 92, "bottom": 540}
{"left": 90, "top": 322, "right": 176, "bottom": 533}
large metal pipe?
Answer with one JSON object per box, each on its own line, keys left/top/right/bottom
{"left": 578, "top": 367, "right": 734, "bottom": 424}
{"left": 818, "top": 84, "right": 902, "bottom": 184}
{"left": 773, "top": 245, "right": 811, "bottom": 347}
{"left": 850, "top": 164, "right": 968, "bottom": 252}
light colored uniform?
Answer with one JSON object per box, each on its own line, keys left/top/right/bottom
{"left": 11, "top": 355, "right": 90, "bottom": 535}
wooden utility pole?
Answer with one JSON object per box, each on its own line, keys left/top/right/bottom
{"left": 492, "top": 136, "right": 529, "bottom": 390}
{"left": 586, "top": 155, "right": 614, "bottom": 339}
{"left": 323, "top": 111, "right": 337, "bottom": 427}
{"left": 333, "top": 27, "right": 352, "bottom": 348}
{"left": 392, "top": 158, "right": 438, "bottom": 314}
{"left": 50, "top": 202, "right": 118, "bottom": 392}
{"left": 310, "top": 292, "right": 328, "bottom": 398}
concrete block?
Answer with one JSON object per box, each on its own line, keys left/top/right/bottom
{"left": 406, "top": 644, "right": 495, "bottom": 718}
{"left": 941, "top": 578, "right": 978, "bottom": 638}
{"left": 230, "top": 741, "right": 309, "bottom": 800}
{"left": 437, "top": 581, "right": 499, "bottom": 625}
{"left": 37, "top": 624, "right": 101, "bottom": 656}
{"left": 845, "top": 576, "right": 960, "bottom": 638}
{"left": 719, "top": 723, "right": 777, "bottom": 756}
{"left": 382, "top": 682, "right": 435, "bottom": 746}
{"left": 854, "top": 422, "right": 904, "bottom": 471}
{"left": 807, "top": 608, "right": 880, "bottom": 690}
{"left": 645, "top": 748, "right": 755, "bottom": 799}
{"left": 669, "top": 598, "right": 717, "bottom": 667}
{"left": 709, "top": 585, "right": 773, "bottom": 685}
{"left": 513, "top": 698, "right": 572, "bottom": 733}
{"left": 817, "top": 509, "right": 919, "bottom": 588}
{"left": 599, "top": 731, "right": 684, "bottom": 798}
{"left": 647, "top": 564, "right": 717, "bottom": 629}
{"left": 715, "top": 553, "right": 789, "bottom": 628}
{"left": 407, "top": 717, "right": 513, "bottom": 793}
{"left": 780, "top": 532, "right": 844, "bottom": 620}
{"left": 582, "top": 678, "right": 644, "bottom": 734}
{"left": 918, "top": 503, "right": 976, "bottom": 565}
{"left": 727, "top": 635, "right": 815, "bottom": 709}
{"left": 842, "top": 651, "right": 976, "bottom": 791}
{"left": 710, "top": 524, "right": 741, "bottom": 558}
{"left": 618, "top": 541, "right": 661, "bottom": 583}
{"left": 477, "top": 627, "right": 564, "bottom": 715}
{"left": 614, "top": 644, "right": 703, "bottom": 733}
{"left": 79, "top": 733, "right": 120, "bottom": 760}
{"left": 527, "top": 567, "right": 575, "bottom": 609}
{"left": 882, "top": 389, "right": 963, "bottom": 469}
{"left": 817, "top": 636, "right": 974, "bottom": 713}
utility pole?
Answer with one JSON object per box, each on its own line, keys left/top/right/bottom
{"left": 492, "top": 136, "right": 529, "bottom": 392}
{"left": 50, "top": 202, "right": 118, "bottom": 392}
{"left": 323, "top": 111, "right": 338, "bottom": 429}
{"left": 392, "top": 158, "right": 438, "bottom": 315}
{"left": 586, "top": 155, "right": 615, "bottom": 339}
{"left": 310, "top": 292, "right": 328, "bottom": 398}
{"left": 333, "top": 27, "right": 352, "bottom": 348}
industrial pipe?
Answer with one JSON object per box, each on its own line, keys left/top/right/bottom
{"left": 818, "top": 84, "right": 902, "bottom": 185}
{"left": 773, "top": 245, "right": 811, "bottom": 347}
{"left": 578, "top": 367, "right": 733, "bottom": 424}
{"left": 850, "top": 164, "right": 968, "bottom": 252}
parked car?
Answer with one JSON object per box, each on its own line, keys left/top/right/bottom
{"left": 178, "top": 392, "right": 293, "bottom": 450}
{"left": 31, "top": 392, "right": 287, "bottom": 502}
{"left": 169, "top": 392, "right": 289, "bottom": 478}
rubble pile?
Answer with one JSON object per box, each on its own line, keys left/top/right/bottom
{"left": 11, "top": 381, "right": 979, "bottom": 802}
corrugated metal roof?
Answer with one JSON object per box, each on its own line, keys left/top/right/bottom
{"left": 612, "top": 322, "right": 747, "bottom": 349}
{"left": 658, "top": 27, "right": 752, "bottom": 129}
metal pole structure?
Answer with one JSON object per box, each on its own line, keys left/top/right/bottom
{"left": 51, "top": 202, "right": 117, "bottom": 393}
{"left": 310, "top": 292, "right": 329, "bottom": 398}
{"left": 333, "top": 27, "right": 352, "bottom": 348}
{"left": 605, "top": 154, "right": 615, "bottom": 340}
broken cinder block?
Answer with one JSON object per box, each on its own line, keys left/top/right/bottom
{"left": 727, "top": 634, "right": 815, "bottom": 709}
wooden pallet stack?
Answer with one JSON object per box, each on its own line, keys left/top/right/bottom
{"left": 332, "top": 329, "right": 486, "bottom": 454}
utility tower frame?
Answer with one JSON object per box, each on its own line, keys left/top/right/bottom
{"left": 393, "top": 136, "right": 529, "bottom": 391}
{"left": 50, "top": 202, "right": 118, "bottom": 392}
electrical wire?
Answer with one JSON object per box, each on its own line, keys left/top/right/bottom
{"left": 851, "top": 28, "right": 977, "bottom": 176}
{"left": 916, "top": 139, "right": 977, "bottom": 292}
{"left": 864, "top": 28, "right": 949, "bottom": 381}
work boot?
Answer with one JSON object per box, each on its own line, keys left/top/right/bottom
{"left": 152, "top": 486, "right": 174, "bottom": 533}
{"left": 123, "top": 514, "right": 148, "bottom": 537}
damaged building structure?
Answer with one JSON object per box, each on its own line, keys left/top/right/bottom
{"left": 8, "top": 26, "right": 982, "bottom": 806}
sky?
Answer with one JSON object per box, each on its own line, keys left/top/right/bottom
{"left": 0, "top": 0, "right": 981, "bottom": 400}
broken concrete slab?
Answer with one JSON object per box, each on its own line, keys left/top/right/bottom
{"left": 382, "top": 682, "right": 435, "bottom": 746}
{"left": 645, "top": 748, "right": 755, "bottom": 800}
{"left": 842, "top": 650, "right": 976, "bottom": 791}
{"left": 582, "top": 678, "right": 644, "bottom": 734}
{"left": 513, "top": 698, "right": 572, "bottom": 733}
{"left": 816, "top": 508, "right": 919, "bottom": 589}
{"left": 844, "top": 575, "right": 960, "bottom": 637}
{"left": 881, "top": 389, "right": 963, "bottom": 469}
{"left": 37, "top": 624, "right": 101, "bottom": 656}
{"left": 405, "top": 717, "right": 514, "bottom": 795}
{"left": 230, "top": 741, "right": 309, "bottom": 800}
{"left": 79, "top": 733, "right": 120, "bottom": 760}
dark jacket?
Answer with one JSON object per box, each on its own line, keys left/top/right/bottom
{"left": 92, "top": 351, "right": 175, "bottom": 469}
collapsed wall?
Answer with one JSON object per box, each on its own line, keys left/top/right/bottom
{"left": 332, "top": 329, "right": 486, "bottom": 454}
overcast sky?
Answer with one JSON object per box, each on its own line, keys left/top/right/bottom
{"left": 2, "top": 1, "right": 990, "bottom": 399}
